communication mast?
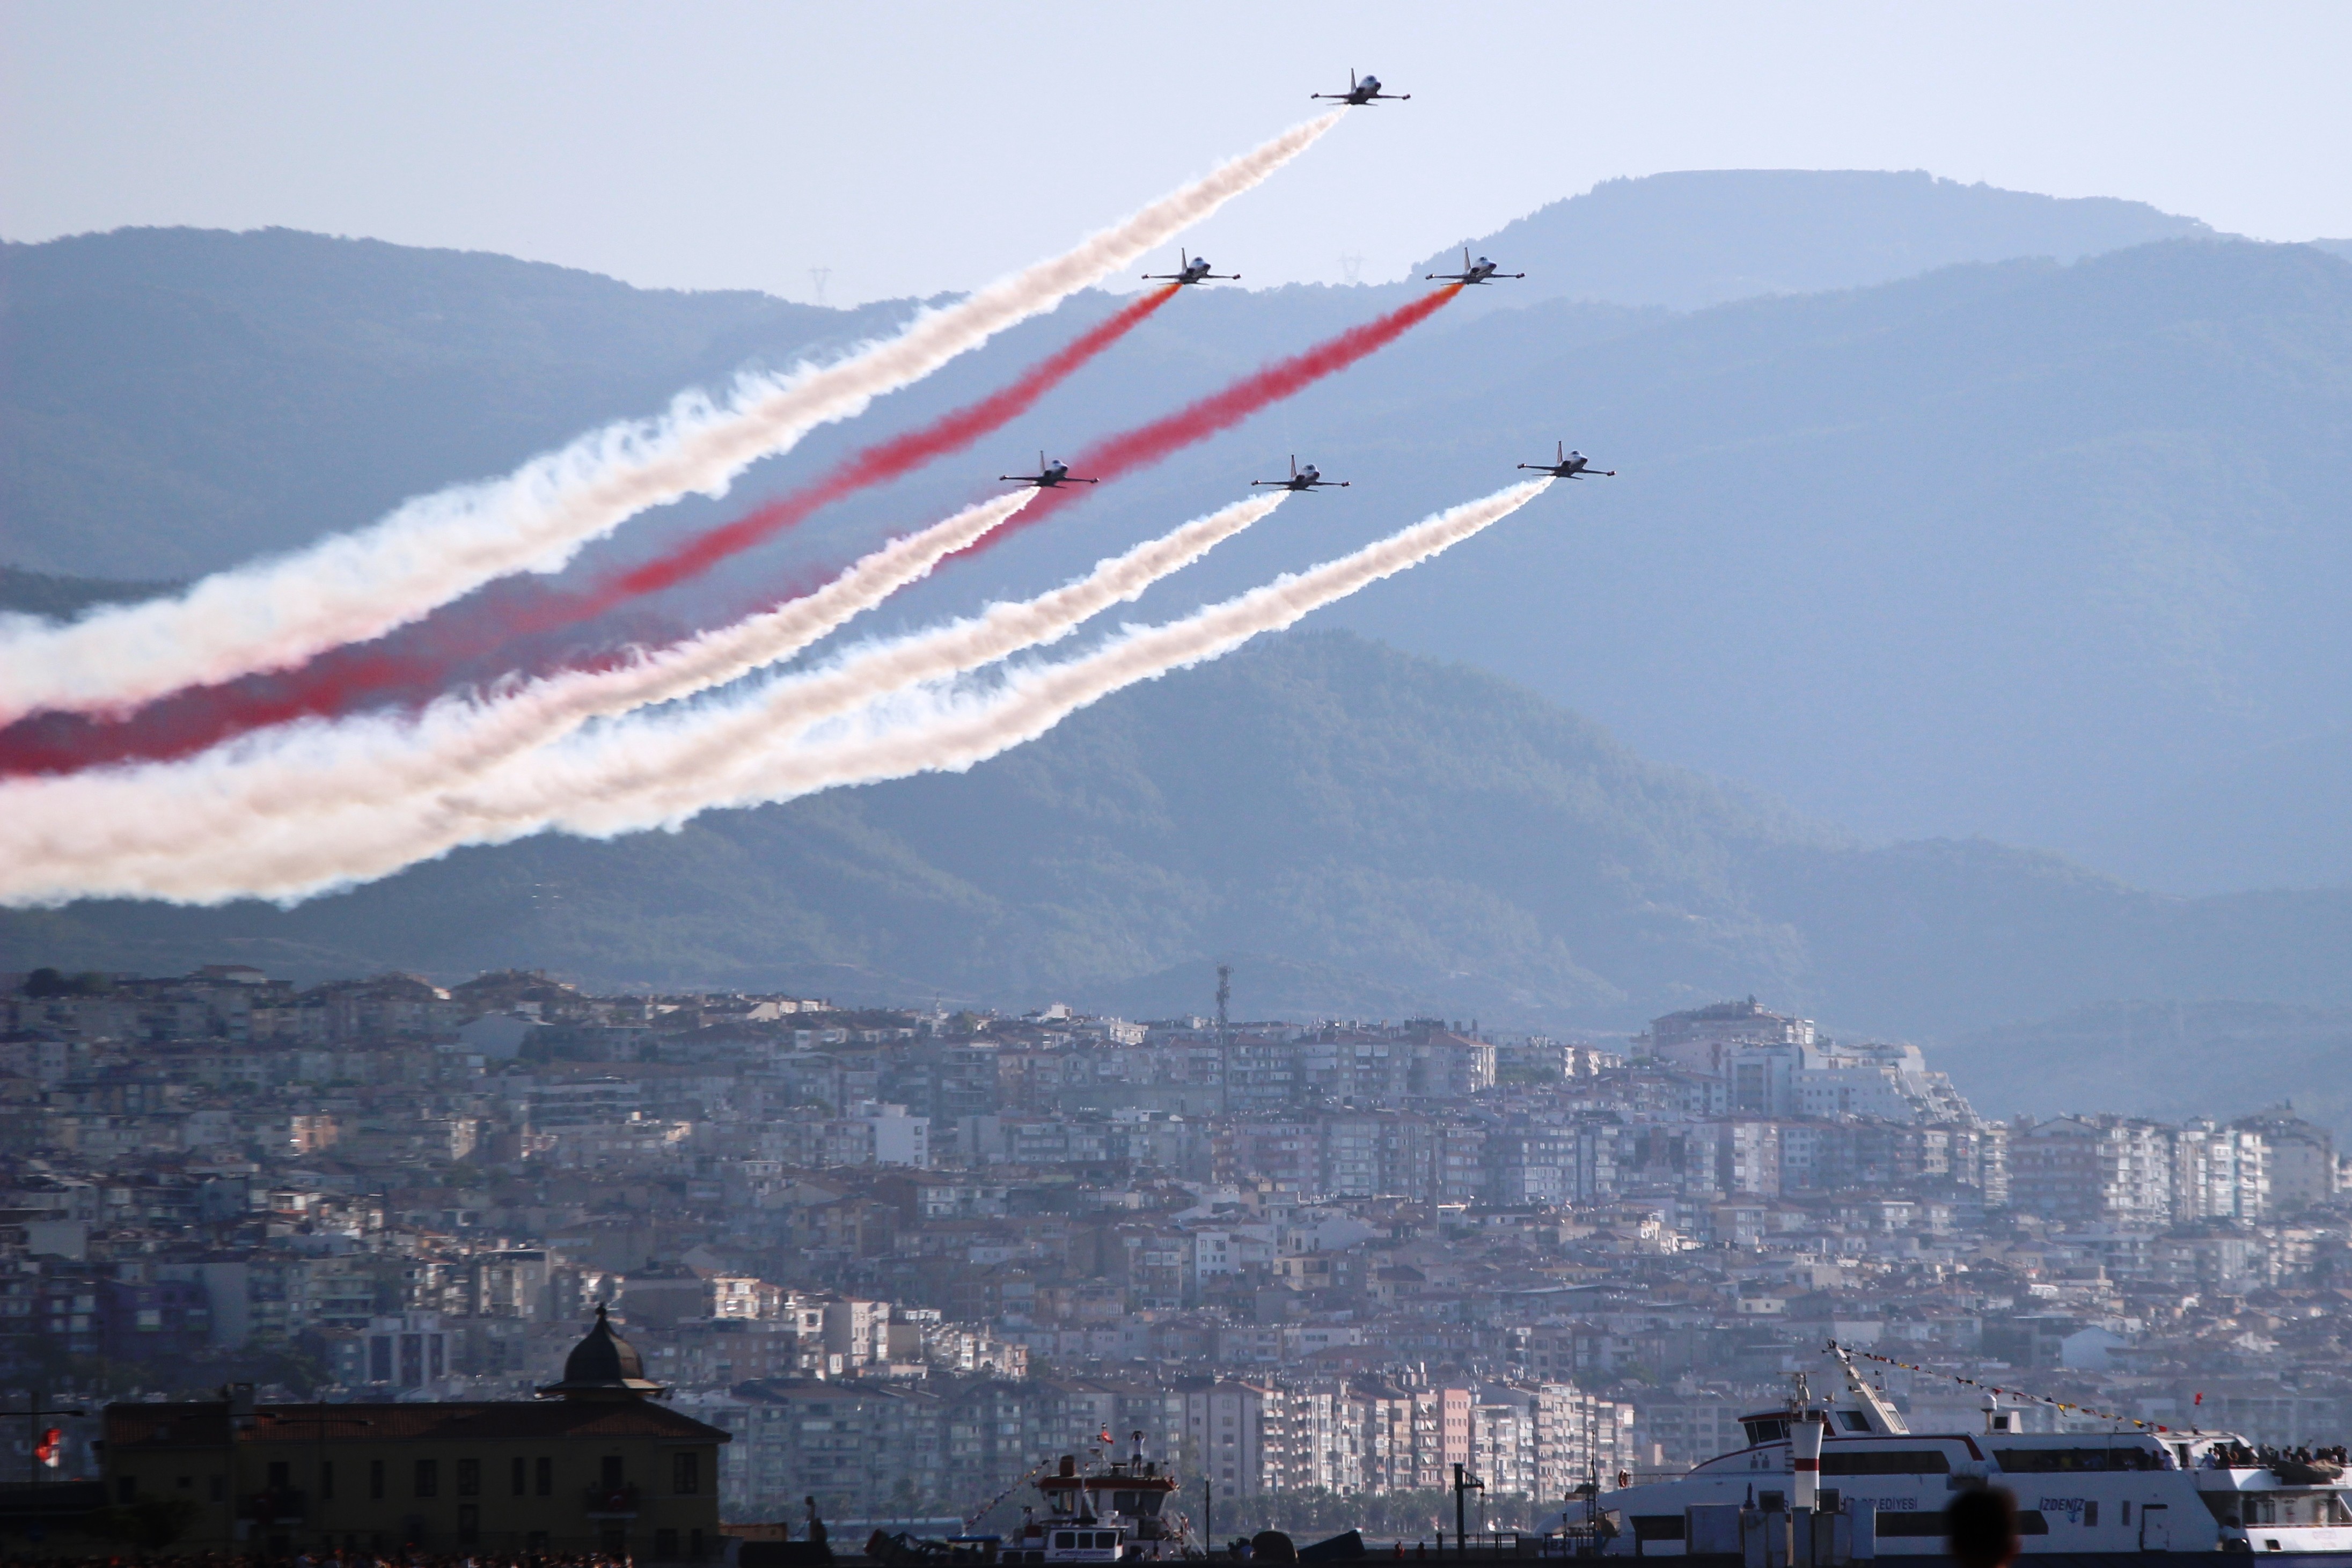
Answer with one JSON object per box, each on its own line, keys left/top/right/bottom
{"left": 1215, "top": 963, "right": 1232, "bottom": 1115}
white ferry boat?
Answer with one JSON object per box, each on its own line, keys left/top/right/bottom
{"left": 996, "top": 1439, "right": 1185, "bottom": 1565}
{"left": 1579, "top": 1346, "right": 2352, "bottom": 1564}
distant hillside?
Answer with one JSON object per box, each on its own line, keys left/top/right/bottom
{"left": 0, "top": 226, "right": 914, "bottom": 578}
{"left": 0, "top": 563, "right": 175, "bottom": 618}
{"left": 10, "top": 631, "right": 2352, "bottom": 1055}
{"left": 1412, "top": 169, "right": 2210, "bottom": 309}
{"left": 1943, "top": 1000, "right": 2352, "bottom": 1135}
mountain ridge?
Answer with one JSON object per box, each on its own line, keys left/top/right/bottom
{"left": 10, "top": 630, "right": 2352, "bottom": 1062}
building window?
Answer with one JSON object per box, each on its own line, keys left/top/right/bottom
{"left": 457, "top": 1458, "right": 480, "bottom": 1497}
{"left": 370, "top": 1460, "right": 385, "bottom": 1500}
{"left": 512, "top": 1457, "right": 528, "bottom": 1497}
{"left": 601, "top": 1456, "right": 624, "bottom": 1490}
{"left": 209, "top": 1476, "right": 225, "bottom": 1503}
{"left": 536, "top": 1457, "right": 552, "bottom": 1497}
{"left": 117, "top": 1476, "right": 136, "bottom": 1503}
{"left": 672, "top": 1453, "right": 700, "bottom": 1496}
{"left": 458, "top": 1505, "right": 480, "bottom": 1545}
{"left": 268, "top": 1461, "right": 290, "bottom": 1489}
{"left": 656, "top": 1530, "right": 680, "bottom": 1560}
{"left": 320, "top": 1461, "right": 335, "bottom": 1500}
{"left": 414, "top": 1459, "right": 438, "bottom": 1498}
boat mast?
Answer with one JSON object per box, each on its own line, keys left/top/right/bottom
{"left": 1825, "top": 1341, "right": 1910, "bottom": 1434}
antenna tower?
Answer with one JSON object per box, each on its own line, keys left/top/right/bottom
{"left": 1215, "top": 963, "right": 1233, "bottom": 1116}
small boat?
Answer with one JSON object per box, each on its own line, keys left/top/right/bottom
{"left": 998, "top": 1437, "right": 1185, "bottom": 1565}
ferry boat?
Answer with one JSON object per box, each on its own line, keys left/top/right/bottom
{"left": 997, "top": 1437, "right": 1185, "bottom": 1565}
{"left": 1578, "top": 1346, "right": 2352, "bottom": 1564}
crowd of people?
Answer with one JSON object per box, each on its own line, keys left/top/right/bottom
{"left": 2200, "top": 1441, "right": 2351, "bottom": 1471}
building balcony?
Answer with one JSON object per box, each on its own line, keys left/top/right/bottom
{"left": 585, "top": 1484, "right": 641, "bottom": 1519}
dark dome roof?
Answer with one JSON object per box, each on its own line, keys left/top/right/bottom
{"left": 539, "top": 1303, "right": 663, "bottom": 1400}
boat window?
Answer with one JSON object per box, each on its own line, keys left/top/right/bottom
{"left": 1887, "top": 1510, "right": 2049, "bottom": 1537}
{"left": 1875, "top": 1513, "right": 1948, "bottom": 1538}
{"left": 1992, "top": 1447, "right": 2163, "bottom": 1472}
{"left": 1837, "top": 1412, "right": 1871, "bottom": 1432}
{"left": 1822, "top": 1450, "right": 1952, "bottom": 1476}
{"left": 1111, "top": 1491, "right": 1163, "bottom": 1517}
{"left": 1631, "top": 1517, "right": 1686, "bottom": 1542}
{"left": 1743, "top": 1419, "right": 1789, "bottom": 1445}
{"left": 1057, "top": 1533, "right": 1075, "bottom": 1548}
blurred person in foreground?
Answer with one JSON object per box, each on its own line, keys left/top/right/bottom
{"left": 1947, "top": 1487, "right": 2021, "bottom": 1568}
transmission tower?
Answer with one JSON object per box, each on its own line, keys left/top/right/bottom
{"left": 1215, "top": 963, "right": 1233, "bottom": 1115}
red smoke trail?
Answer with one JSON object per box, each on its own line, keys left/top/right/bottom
{"left": 956, "top": 283, "right": 1463, "bottom": 552}
{"left": 0, "top": 288, "right": 1178, "bottom": 779}
{"left": 590, "top": 284, "right": 1178, "bottom": 604}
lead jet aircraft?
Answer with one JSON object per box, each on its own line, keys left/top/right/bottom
{"left": 1143, "top": 248, "right": 1239, "bottom": 287}
{"left": 1313, "top": 68, "right": 1409, "bottom": 105}
{"left": 999, "top": 451, "right": 1099, "bottom": 488}
{"left": 1251, "top": 456, "right": 1350, "bottom": 493}
{"left": 1427, "top": 247, "right": 1525, "bottom": 285}
{"left": 1518, "top": 441, "right": 1615, "bottom": 479}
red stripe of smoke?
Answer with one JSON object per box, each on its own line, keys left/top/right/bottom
{"left": 951, "top": 284, "right": 1463, "bottom": 554}
{"left": 0, "top": 288, "right": 1179, "bottom": 779}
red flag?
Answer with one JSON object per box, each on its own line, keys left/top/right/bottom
{"left": 35, "top": 1427, "right": 61, "bottom": 1467}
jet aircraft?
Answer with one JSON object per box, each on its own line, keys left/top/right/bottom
{"left": 1427, "top": 247, "right": 1525, "bottom": 285}
{"left": 999, "top": 451, "right": 1098, "bottom": 488}
{"left": 1143, "top": 249, "right": 1239, "bottom": 286}
{"left": 1312, "top": 69, "right": 1409, "bottom": 105}
{"left": 1251, "top": 456, "right": 1350, "bottom": 493}
{"left": 1518, "top": 441, "right": 1615, "bottom": 479}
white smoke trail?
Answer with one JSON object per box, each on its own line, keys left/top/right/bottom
{"left": 0, "top": 114, "right": 1343, "bottom": 729}
{"left": 0, "top": 492, "right": 1036, "bottom": 882}
{"left": 561, "top": 479, "right": 1551, "bottom": 834}
{"left": 0, "top": 492, "right": 1292, "bottom": 905}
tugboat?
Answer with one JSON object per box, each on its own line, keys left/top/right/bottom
{"left": 999, "top": 1435, "right": 1186, "bottom": 1564}
{"left": 1572, "top": 1344, "right": 2352, "bottom": 1563}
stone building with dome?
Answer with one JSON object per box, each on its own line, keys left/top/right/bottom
{"left": 101, "top": 1305, "right": 729, "bottom": 1559}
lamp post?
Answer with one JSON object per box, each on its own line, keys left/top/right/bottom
{"left": 1452, "top": 1463, "right": 1484, "bottom": 1558}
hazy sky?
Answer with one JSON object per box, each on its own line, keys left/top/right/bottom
{"left": 6, "top": 1, "right": 2351, "bottom": 305}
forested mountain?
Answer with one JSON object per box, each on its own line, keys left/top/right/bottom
{"left": 9, "top": 629, "right": 2352, "bottom": 1068}
{"left": 1405, "top": 167, "right": 2208, "bottom": 309}
{"left": 6, "top": 172, "right": 2352, "bottom": 1058}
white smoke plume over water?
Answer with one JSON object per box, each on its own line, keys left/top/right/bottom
{"left": 0, "top": 114, "right": 1343, "bottom": 729}
{"left": 0, "top": 492, "right": 1293, "bottom": 905}
{"left": 0, "top": 492, "right": 1035, "bottom": 885}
